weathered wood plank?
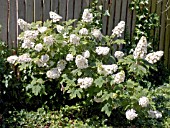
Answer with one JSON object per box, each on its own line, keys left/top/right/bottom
{"left": 114, "top": 0, "right": 122, "bottom": 27}
{"left": 34, "top": 0, "right": 43, "bottom": 21}
{"left": 74, "top": 0, "right": 82, "bottom": 20}
{"left": 43, "top": 0, "right": 51, "bottom": 21}
{"left": 107, "top": 0, "right": 116, "bottom": 35}
{"left": 59, "top": 0, "right": 67, "bottom": 21}
{"left": 131, "top": 10, "right": 136, "bottom": 39}
{"left": 102, "top": 0, "right": 109, "bottom": 35}
{"left": 25, "top": 0, "right": 34, "bottom": 22}
{"left": 121, "top": 0, "right": 128, "bottom": 38}
{"left": 18, "top": 0, "right": 25, "bottom": 20}
{"left": 67, "top": 0, "right": 74, "bottom": 20}
{"left": 82, "top": 0, "right": 89, "bottom": 9}
{"left": 126, "top": 0, "right": 132, "bottom": 41}
{"left": 51, "top": 0, "right": 59, "bottom": 13}
{"left": 0, "top": 0, "right": 8, "bottom": 44}
{"left": 159, "top": 0, "right": 167, "bottom": 50}
{"left": 8, "top": 0, "right": 18, "bottom": 48}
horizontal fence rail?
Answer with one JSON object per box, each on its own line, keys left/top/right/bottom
{"left": 0, "top": 0, "right": 169, "bottom": 69}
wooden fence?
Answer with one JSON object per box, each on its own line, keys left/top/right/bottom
{"left": 0, "top": 0, "right": 170, "bottom": 69}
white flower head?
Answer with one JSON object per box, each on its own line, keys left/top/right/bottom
{"left": 21, "top": 39, "right": 35, "bottom": 49}
{"left": 78, "top": 77, "right": 93, "bottom": 89}
{"left": 133, "top": 36, "right": 147, "bottom": 59}
{"left": 82, "top": 9, "right": 93, "bottom": 22}
{"left": 49, "top": 11, "right": 62, "bottom": 22}
{"left": 44, "top": 35, "right": 54, "bottom": 46}
{"left": 57, "top": 60, "right": 67, "bottom": 71}
{"left": 24, "top": 30, "right": 39, "bottom": 40}
{"left": 34, "top": 43, "right": 43, "bottom": 52}
{"left": 145, "top": 51, "right": 164, "bottom": 64}
{"left": 56, "top": 25, "right": 64, "bottom": 33}
{"left": 46, "top": 68, "right": 61, "bottom": 79}
{"left": 114, "top": 51, "right": 124, "bottom": 59}
{"left": 98, "top": 64, "right": 118, "bottom": 76}
{"left": 41, "top": 54, "right": 49, "bottom": 63}
{"left": 66, "top": 54, "right": 74, "bottom": 61}
{"left": 139, "top": 96, "right": 149, "bottom": 107}
{"left": 92, "top": 29, "right": 102, "bottom": 40}
{"left": 112, "top": 21, "right": 125, "bottom": 37}
{"left": 82, "top": 50, "right": 90, "bottom": 58}
{"left": 70, "top": 34, "right": 80, "bottom": 45}
{"left": 18, "top": 19, "right": 31, "bottom": 31}
{"left": 18, "top": 53, "right": 32, "bottom": 63}
{"left": 96, "top": 46, "right": 110, "bottom": 56}
{"left": 112, "top": 70, "right": 125, "bottom": 84}
{"left": 38, "top": 27, "right": 47, "bottom": 33}
{"left": 79, "top": 28, "right": 88, "bottom": 35}
{"left": 7, "top": 55, "right": 18, "bottom": 64}
{"left": 75, "top": 55, "right": 88, "bottom": 69}
{"left": 62, "top": 41, "right": 68, "bottom": 47}
{"left": 126, "top": 109, "right": 138, "bottom": 120}
{"left": 148, "top": 110, "right": 162, "bottom": 119}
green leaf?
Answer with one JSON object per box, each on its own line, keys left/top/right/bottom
{"left": 32, "top": 85, "right": 42, "bottom": 96}
{"left": 94, "top": 76, "right": 105, "bottom": 88}
{"left": 101, "top": 103, "right": 112, "bottom": 116}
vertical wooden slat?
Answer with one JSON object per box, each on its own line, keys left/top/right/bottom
{"left": 0, "top": 0, "right": 8, "bottom": 44}
{"left": 18, "top": 0, "right": 25, "bottom": 35}
{"left": 164, "top": 3, "right": 170, "bottom": 67}
{"left": 8, "top": 0, "right": 18, "bottom": 48}
{"left": 114, "top": 0, "right": 122, "bottom": 27}
{"left": 59, "top": 0, "right": 67, "bottom": 21}
{"left": 51, "top": 0, "right": 59, "bottom": 13}
{"left": 107, "top": 0, "right": 116, "bottom": 35}
{"left": 67, "top": 0, "right": 74, "bottom": 20}
{"left": 34, "top": 0, "right": 43, "bottom": 21}
{"left": 131, "top": 10, "right": 136, "bottom": 39}
{"left": 74, "top": 0, "right": 82, "bottom": 20}
{"left": 25, "top": 0, "right": 34, "bottom": 22}
{"left": 102, "top": 0, "right": 109, "bottom": 35}
{"left": 159, "top": 0, "right": 167, "bottom": 50}
{"left": 126, "top": 0, "right": 132, "bottom": 40}
{"left": 121, "top": 0, "right": 128, "bottom": 38}
{"left": 43, "top": 0, "right": 51, "bottom": 21}
{"left": 82, "top": 0, "right": 89, "bottom": 9}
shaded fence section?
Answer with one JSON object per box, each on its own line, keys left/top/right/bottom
{"left": 0, "top": 0, "right": 170, "bottom": 69}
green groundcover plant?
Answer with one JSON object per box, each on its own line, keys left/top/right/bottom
{"left": 3, "top": 0, "right": 170, "bottom": 127}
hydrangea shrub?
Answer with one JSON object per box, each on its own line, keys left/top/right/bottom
{"left": 7, "top": 3, "right": 166, "bottom": 123}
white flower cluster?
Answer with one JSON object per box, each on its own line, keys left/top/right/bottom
{"left": 145, "top": 51, "right": 164, "bottom": 64}
{"left": 57, "top": 60, "right": 67, "bottom": 72}
{"left": 75, "top": 55, "right": 88, "bottom": 69}
{"left": 139, "top": 96, "right": 149, "bottom": 107}
{"left": 82, "top": 50, "right": 90, "bottom": 58}
{"left": 114, "top": 51, "right": 124, "bottom": 59}
{"left": 133, "top": 36, "right": 147, "bottom": 59}
{"left": 18, "top": 53, "right": 32, "bottom": 63}
{"left": 112, "top": 70, "right": 125, "bottom": 84}
{"left": 79, "top": 28, "right": 88, "bottom": 35}
{"left": 82, "top": 9, "right": 93, "bottom": 22}
{"left": 66, "top": 54, "right": 74, "bottom": 61}
{"left": 112, "top": 21, "right": 125, "bottom": 37}
{"left": 49, "top": 11, "right": 62, "bottom": 22}
{"left": 23, "top": 30, "right": 39, "bottom": 40}
{"left": 148, "top": 110, "right": 162, "bottom": 119}
{"left": 126, "top": 109, "right": 138, "bottom": 120}
{"left": 56, "top": 25, "right": 64, "bottom": 33}
{"left": 44, "top": 35, "right": 54, "bottom": 46}
{"left": 22, "top": 38, "right": 35, "bottom": 49}
{"left": 34, "top": 43, "right": 43, "bottom": 52}
{"left": 96, "top": 46, "right": 110, "bottom": 56}
{"left": 46, "top": 68, "right": 61, "bottom": 79}
{"left": 97, "top": 64, "right": 118, "bottom": 76}
{"left": 70, "top": 34, "right": 80, "bottom": 45}
{"left": 92, "top": 29, "right": 102, "bottom": 40}
{"left": 35, "top": 54, "right": 49, "bottom": 67}
{"left": 18, "top": 19, "right": 31, "bottom": 31}
{"left": 38, "top": 27, "right": 47, "bottom": 33}
{"left": 78, "top": 77, "right": 93, "bottom": 89}
{"left": 46, "top": 60, "right": 67, "bottom": 79}
{"left": 7, "top": 55, "right": 18, "bottom": 64}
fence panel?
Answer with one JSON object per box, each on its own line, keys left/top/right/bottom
{"left": 0, "top": 0, "right": 169, "bottom": 69}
